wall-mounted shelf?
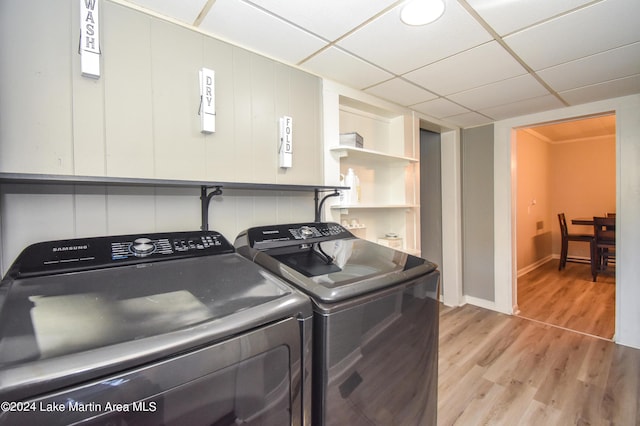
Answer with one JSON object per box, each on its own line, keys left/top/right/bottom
{"left": 322, "top": 85, "right": 421, "bottom": 255}
{"left": 0, "top": 173, "right": 347, "bottom": 230}
{"left": 330, "top": 146, "right": 418, "bottom": 165}
{"left": 0, "top": 172, "right": 344, "bottom": 192}
{"left": 331, "top": 204, "right": 418, "bottom": 210}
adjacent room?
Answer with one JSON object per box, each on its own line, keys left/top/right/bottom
{"left": 514, "top": 114, "right": 616, "bottom": 339}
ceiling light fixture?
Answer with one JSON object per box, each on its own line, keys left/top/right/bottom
{"left": 400, "top": 0, "right": 445, "bottom": 26}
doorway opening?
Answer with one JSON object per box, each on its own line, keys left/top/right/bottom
{"left": 513, "top": 113, "right": 616, "bottom": 339}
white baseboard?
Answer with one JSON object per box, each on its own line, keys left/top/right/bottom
{"left": 552, "top": 253, "right": 593, "bottom": 263}
{"left": 517, "top": 254, "right": 597, "bottom": 278}
{"left": 517, "top": 255, "right": 553, "bottom": 277}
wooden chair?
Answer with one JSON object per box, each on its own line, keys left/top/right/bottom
{"left": 592, "top": 216, "right": 616, "bottom": 282}
{"left": 558, "top": 213, "right": 594, "bottom": 270}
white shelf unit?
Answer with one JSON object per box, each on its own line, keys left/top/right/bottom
{"left": 322, "top": 84, "right": 420, "bottom": 256}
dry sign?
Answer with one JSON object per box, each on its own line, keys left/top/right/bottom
{"left": 199, "top": 68, "right": 215, "bottom": 133}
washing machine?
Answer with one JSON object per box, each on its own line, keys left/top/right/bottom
{"left": 0, "top": 230, "right": 312, "bottom": 425}
{"left": 235, "top": 222, "right": 440, "bottom": 425}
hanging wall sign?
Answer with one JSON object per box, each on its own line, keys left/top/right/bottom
{"left": 80, "top": 0, "right": 100, "bottom": 79}
{"left": 279, "top": 116, "right": 293, "bottom": 168}
{"left": 199, "top": 68, "right": 216, "bottom": 133}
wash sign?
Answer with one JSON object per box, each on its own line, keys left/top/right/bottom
{"left": 80, "top": 0, "right": 100, "bottom": 78}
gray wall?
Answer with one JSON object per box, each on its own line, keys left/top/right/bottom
{"left": 461, "top": 125, "right": 495, "bottom": 302}
{"left": 0, "top": 0, "right": 323, "bottom": 274}
{"left": 420, "top": 129, "right": 443, "bottom": 270}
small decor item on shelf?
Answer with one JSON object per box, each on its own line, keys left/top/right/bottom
{"left": 377, "top": 233, "right": 403, "bottom": 249}
{"left": 341, "top": 168, "right": 360, "bottom": 205}
{"left": 339, "top": 132, "right": 364, "bottom": 148}
{"left": 341, "top": 218, "right": 364, "bottom": 229}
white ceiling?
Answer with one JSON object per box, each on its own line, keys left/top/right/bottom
{"left": 119, "top": 0, "right": 640, "bottom": 128}
{"left": 524, "top": 113, "right": 616, "bottom": 142}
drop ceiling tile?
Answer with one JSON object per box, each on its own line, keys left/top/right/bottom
{"left": 560, "top": 74, "right": 640, "bottom": 106}
{"left": 448, "top": 74, "right": 549, "bottom": 111}
{"left": 404, "top": 41, "right": 526, "bottom": 96}
{"left": 412, "top": 98, "right": 470, "bottom": 119}
{"left": 337, "top": 1, "right": 492, "bottom": 75}
{"left": 124, "top": 0, "right": 209, "bottom": 24}
{"left": 504, "top": 0, "right": 640, "bottom": 70}
{"left": 466, "top": 0, "right": 593, "bottom": 36}
{"left": 538, "top": 42, "right": 640, "bottom": 92}
{"left": 365, "top": 78, "right": 437, "bottom": 106}
{"left": 117, "top": 0, "right": 640, "bottom": 121}
{"left": 442, "top": 111, "right": 493, "bottom": 128}
{"left": 301, "top": 47, "right": 393, "bottom": 90}
{"left": 198, "top": 0, "right": 327, "bottom": 64}
{"left": 245, "top": 0, "right": 398, "bottom": 41}
{"left": 479, "top": 94, "right": 565, "bottom": 120}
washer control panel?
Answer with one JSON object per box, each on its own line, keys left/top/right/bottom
{"left": 110, "top": 233, "right": 226, "bottom": 260}
{"left": 10, "top": 231, "right": 234, "bottom": 278}
{"left": 247, "top": 222, "right": 353, "bottom": 251}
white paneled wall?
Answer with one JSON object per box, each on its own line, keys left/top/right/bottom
{"left": 0, "top": 184, "right": 316, "bottom": 276}
{"left": 0, "top": 0, "right": 323, "bottom": 275}
{"left": 0, "top": 1, "right": 322, "bottom": 182}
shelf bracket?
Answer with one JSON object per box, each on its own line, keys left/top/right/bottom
{"left": 314, "top": 189, "right": 341, "bottom": 222}
{"left": 201, "top": 185, "right": 223, "bottom": 231}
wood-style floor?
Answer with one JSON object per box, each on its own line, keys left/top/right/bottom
{"left": 517, "top": 259, "right": 615, "bottom": 339}
{"left": 438, "top": 304, "right": 640, "bottom": 425}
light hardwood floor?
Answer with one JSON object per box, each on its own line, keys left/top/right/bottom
{"left": 438, "top": 304, "right": 639, "bottom": 425}
{"left": 517, "top": 259, "right": 615, "bottom": 339}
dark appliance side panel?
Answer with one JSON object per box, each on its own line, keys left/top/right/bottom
{"left": 0, "top": 318, "right": 303, "bottom": 426}
{"left": 313, "top": 271, "right": 440, "bottom": 426}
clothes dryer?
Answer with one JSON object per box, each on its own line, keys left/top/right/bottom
{"left": 235, "top": 222, "right": 439, "bottom": 425}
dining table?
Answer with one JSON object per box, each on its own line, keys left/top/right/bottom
{"left": 572, "top": 215, "right": 616, "bottom": 226}
{"left": 571, "top": 218, "right": 595, "bottom": 226}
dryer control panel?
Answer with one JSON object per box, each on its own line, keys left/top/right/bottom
{"left": 247, "top": 222, "right": 354, "bottom": 251}
{"left": 9, "top": 231, "right": 235, "bottom": 278}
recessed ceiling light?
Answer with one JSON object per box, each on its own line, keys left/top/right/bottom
{"left": 400, "top": 0, "right": 446, "bottom": 26}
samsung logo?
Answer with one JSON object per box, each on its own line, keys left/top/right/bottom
{"left": 52, "top": 245, "right": 88, "bottom": 253}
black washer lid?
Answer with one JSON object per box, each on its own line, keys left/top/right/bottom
{"left": 239, "top": 223, "right": 438, "bottom": 303}
{"left": 0, "top": 253, "right": 302, "bottom": 368}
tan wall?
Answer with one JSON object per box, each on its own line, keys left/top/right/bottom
{"left": 550, "top": 137, "right": 616, "bottom": 257}
{"left": 516, "top": 129, "right": 616, "bottom": 272}
{"left": 516, "top": 130, "right": 552, "bottom": 271}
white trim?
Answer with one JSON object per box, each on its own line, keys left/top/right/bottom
{"left": 517, "top": 255, "right": 553, "bottom": 277}
{"left": 463, "top": 295, "right": 510, "bottom": 314}
{"left": 440, "top": 129, "right": 464, "bottom": 307}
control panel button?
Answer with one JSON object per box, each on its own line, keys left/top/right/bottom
{"left": 130, "top": 238, "right": 156, "bottom": 257}
{"left": 299, "top": 226, "right": 314, "bottom": 239}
